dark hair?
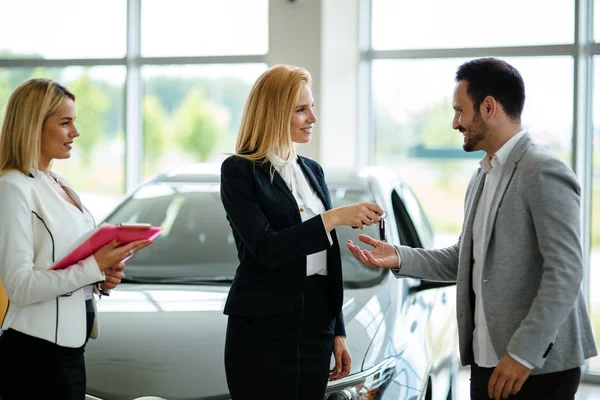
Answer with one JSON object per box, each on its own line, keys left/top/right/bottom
{"left": 455, "top": 58, "right": 525, "bottom": 120}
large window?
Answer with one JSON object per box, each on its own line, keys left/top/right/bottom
{"left": 141, "top": 0, "right": 268, "bottom": 57}
{"left": 372, "top": 0, "right": 574, "bottom": 50}
{"left": 368, "top": 0, "right": 599, "bottom": 376}
{"left": 0, "top": 0, "right": 268, "bottom": 221}
{"left": 372, "top": 57, "right": 573, "bottom": 234}
{"left": 589, "top": 56, "right": 600, "bottom": 371}
{"left": 0, "top": 0, "right": 127, "bottom": 59}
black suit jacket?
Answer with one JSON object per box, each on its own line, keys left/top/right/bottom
{"left": 220, "top": 154, "right": 346, "bottom": 336}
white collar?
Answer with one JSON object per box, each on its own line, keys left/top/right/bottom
{"left": 267, "top": 151, "right": 321, "bottom": 214}
{"left": 479, "top": 129, "right": 526, "bottom": 173}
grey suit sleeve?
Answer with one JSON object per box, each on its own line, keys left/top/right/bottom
{"left": 507, "top": 158, "right": 584, "bottom": 368}
{"left": 392, "top": 242, "right": 460, "bottom": 283}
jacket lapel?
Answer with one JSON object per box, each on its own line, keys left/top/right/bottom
{"left": 457, "top": 169, "right": 486, "bottom": 315}
{"left": 483, "top": 134, "right": 533, "bottom": 257}
{"left": 465, "top": 170, "right": 487, "bottom": 236}
{"left": 259, "top": 161, "right": 299, "bottom": 214}
{"left": 297, "top": 157, "right": 330, "bottom": 210}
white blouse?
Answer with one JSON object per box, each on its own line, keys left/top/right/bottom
{"left": 268, "top": 153, "right": 331, "bottom": 276}
{"left": 44, "top": 173, "right": 96, "bottom": 300}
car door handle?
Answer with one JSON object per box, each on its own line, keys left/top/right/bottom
{"left": 441, "top": 293, "right": 447, "bottom": 304}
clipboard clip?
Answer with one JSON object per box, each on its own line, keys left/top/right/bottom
{"left": 117, "top": 223, "right": 151, "bottom": 230}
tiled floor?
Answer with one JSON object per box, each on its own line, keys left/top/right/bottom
{"left": 456, "top": 368, "right": 600, "bottom": 399}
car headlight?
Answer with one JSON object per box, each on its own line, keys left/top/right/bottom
{"left": 325, "top": 358, "right": 395, "bottom": 400}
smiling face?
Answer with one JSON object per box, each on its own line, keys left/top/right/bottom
{"left": 452, "top": 80, "right": 489, "bottom": 153}
{"left": 290, "top": 84, "right": 317, "bottom": 144}
{"left": 39, "top": 97, "right": 79, "bottom": 168}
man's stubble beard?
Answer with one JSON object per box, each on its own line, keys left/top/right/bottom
{"left": 463, "top": 112, "right": 488, "bottom": 153}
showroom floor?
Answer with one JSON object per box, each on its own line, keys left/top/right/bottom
{"left": 456, "top": 368, "right": 600, "bottom": 399}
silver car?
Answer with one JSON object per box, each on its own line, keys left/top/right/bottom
{"left": 85, "top": 164, "right": 460, "bottom": 400}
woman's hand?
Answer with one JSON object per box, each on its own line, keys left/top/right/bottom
{"left": 93, "top": 239, "right": 150, "bottom": 272}
{"left": 100, "top": 263, "right": 125, "bottom": 291}
{"left": 323, "top": 202, "right": 384, "bottom": 231}
{"left": 329, "top": 336, "right": 351, "bottom": 381}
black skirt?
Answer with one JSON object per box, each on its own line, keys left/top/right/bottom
{"left": 0, "top": 299, "right": 95, "bottom": 400}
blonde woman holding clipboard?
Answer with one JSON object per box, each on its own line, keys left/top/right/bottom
{"left": 0, "top": 79, "right": 151, "bottom": 400}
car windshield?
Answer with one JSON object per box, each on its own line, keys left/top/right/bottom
{"left": 105, "top": 181, "right": 385, "bottom": 287}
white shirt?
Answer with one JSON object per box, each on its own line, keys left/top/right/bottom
{"left": 472, "top": 129, "right": 532, "bottom": 368}
{"left": 48, "top": 173, "right": 96, "bottom": 300}
{"left": 268, "top": 154, "right": 332, "bottom": 276}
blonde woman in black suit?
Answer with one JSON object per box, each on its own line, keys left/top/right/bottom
{"left": 220, "top": 64, "right": 384, "bottom": 400}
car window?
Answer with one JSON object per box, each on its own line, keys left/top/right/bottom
{"left": 392, "top": 186, "right": 456, "bottom": 290}
{"left": 105, "top": 183, "right": 240, "bottom": 279}
{"left": 104, "top": 181, "right": 385, "bottom": 287}
{"left": 392, "top": 185, "right": 434, "bottom": 249}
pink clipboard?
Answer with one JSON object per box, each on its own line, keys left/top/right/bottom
{"left": 51, "top": 223, "right": 163, "bottom": 270}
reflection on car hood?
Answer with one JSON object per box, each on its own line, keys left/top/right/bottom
{"left": 85, "top": 283, "right": 388, "bottom": 400}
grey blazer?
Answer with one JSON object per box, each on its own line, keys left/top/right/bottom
{"left": 395, "top": 134, "right": 597, "bottom": 375}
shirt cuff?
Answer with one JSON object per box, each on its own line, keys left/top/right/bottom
{"left": 320, "top": 214, "right": 333, "bottom": 246}
{"left": 509, "top": 352, "right": 534, "bottom": 369}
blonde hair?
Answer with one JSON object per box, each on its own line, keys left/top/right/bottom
{"left": 235, "top": 64, "right": 312, "bottom": 162}
{"left": 0, "top": 78, "right": 75, "bottom": 176}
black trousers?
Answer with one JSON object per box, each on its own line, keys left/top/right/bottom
{"left": 225, "top": 275, "right": 336, "bottom": 400}
{"left": 470, "top": 363, "right": 581, "bottom": 400}
{"left": 0, "top": 299, "right": 95, "bottom": 400}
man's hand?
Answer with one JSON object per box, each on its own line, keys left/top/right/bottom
{"left": 100, "top": 263, "right": 125, "bottom": 291}
{"left": 488, "top": 354, "right": 532, "bottom": 399}
{"left": 346, "top": 234, "right": 399, "bottom": 269}
{"left": 329, "top": 336, "right": 351, "bottom": 381}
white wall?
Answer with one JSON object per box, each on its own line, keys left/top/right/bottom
{"left": 268, "top": 0, "right": 361, "bottom": 167}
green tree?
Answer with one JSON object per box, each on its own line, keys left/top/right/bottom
{"left": 69, "top": 71, "right": 110, "bottom": 165}
{"left": 414, "top": 97, "right": 462, "bottom": 148}
{"left": 143, "top": 95, "right": 168, "bottom": 164}
{"left": 173, "top": 89, "right": 221, "bottom": 162}
{"left": 145, "top": 75, "right": 252, "bottom": 135}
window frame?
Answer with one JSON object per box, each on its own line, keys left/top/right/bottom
{"left": 0, "top": 0, "right": 267, "bottom": 194}
{"left": 363, "top": 0, "right": 597, "bottom": 379}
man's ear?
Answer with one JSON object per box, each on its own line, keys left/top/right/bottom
{"left": 480, "top": 96, "right": 497, "bottom": 120}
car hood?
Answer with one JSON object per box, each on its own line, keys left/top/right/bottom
{"left": 85, "top": 282, "right": 389, "bottom": 400}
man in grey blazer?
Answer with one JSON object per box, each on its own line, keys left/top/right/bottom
{"left": 347, "top": 58, "right": 597, "bottom": 400}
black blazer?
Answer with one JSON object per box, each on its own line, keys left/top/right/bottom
{"left": 220, "top": 154, "right": 346, "bottom": 336}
